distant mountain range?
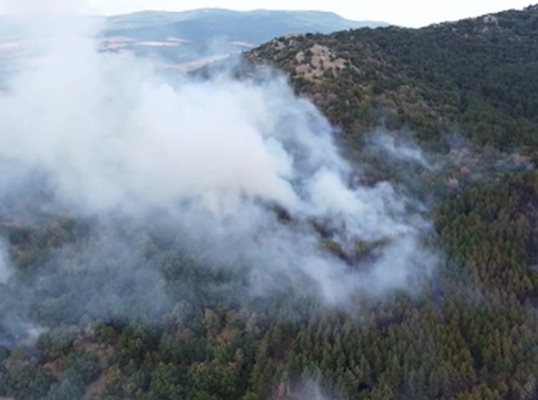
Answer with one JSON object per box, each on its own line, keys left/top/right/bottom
{"left": 100, "top": 9, "right": 386, "bottom": 63}
{"left": 106, "top": 8, "right": 383, "bottom": 40}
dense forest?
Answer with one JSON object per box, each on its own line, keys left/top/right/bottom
{"left": 249, "top": 5, "right": 538, "bottom": 151}
{"left": 1, "top": 172, "right": 536, "bottom": 400}
{"left": 0, "top": 5, "right": 537, "bottom": 400}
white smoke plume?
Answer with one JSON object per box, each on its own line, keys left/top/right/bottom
{"left": 0, "top": 7, "right": 437, "bottom": 337}
{"left": 290, "top": 380, "right": 339, "bottom": 400}
{"left": 0, "top": 240, "right": 11, "bottom": 284}
{"left": 367, "top": 131, "right": 433, "bottom": 170}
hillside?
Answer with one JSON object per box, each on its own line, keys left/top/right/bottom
{"left": 248, "top": 5, "right": 538, "bottom": 150}
{"left": 0, "top": 6, "right": 537, "bottom": 400}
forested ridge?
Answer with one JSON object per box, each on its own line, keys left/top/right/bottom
{"left": 248, "top": 5, "right": 538, "bottom": 151}
{"left": 0, "top": 5, "right": 537, "bottom": 400}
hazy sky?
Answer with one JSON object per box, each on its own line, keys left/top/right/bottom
{"left": 0, "top": 0, "right": 532, "bottom": 27}
{"left": 85, "top": 0, "right": 532, "bottom": 27}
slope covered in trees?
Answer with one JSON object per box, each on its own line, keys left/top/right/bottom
{"left": 0, "top": 172, "right": 536, "bottom": 399}
{"left": 248, "top": 5, "right": 538, "bottom": 150}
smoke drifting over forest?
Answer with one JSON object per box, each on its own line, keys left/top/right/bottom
{"left": 366, "top": 132, "right": 433, "bottom": 170}
{"left": 0, "top": 5, "right": 436, "bottom": 343}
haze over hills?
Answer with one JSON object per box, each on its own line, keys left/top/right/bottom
{"left": 102, "top": 9, "right": 385, "bottom": 63}
{"left": 0, "top": 9, "right": 385, "bottom": 69}
{"left": 105, "top": 8, "right": 383, "bottom": 40}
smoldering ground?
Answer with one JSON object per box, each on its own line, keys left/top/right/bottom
{"left": 0, "top": 7, "right": 437, "bottom": 345}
